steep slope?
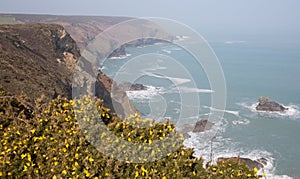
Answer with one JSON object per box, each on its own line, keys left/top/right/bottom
{"left": 0, "top": 24, "right": 79, "bottom": 101}
{"left": 0, "top": 24, "right": 136, "bottom": 116}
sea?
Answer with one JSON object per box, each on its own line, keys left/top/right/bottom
{"left": 101, "top": 37, "right": 300, "bottom": 178}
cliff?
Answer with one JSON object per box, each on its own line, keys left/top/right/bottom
{"left": 0, "top": 14, "right": 132, "bottom": 51}
{"left": 0, "top": 14, "right": 172, "bottom": 59}
{"left": 0, "top": 24, "right": 79, "bottom": 100}
{"left": 0, "top": 24, "right": 136, "bottom": 116}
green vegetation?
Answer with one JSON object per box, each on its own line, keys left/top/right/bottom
{"left": 0, "top": 17, "right": 22, "bottom": 24}
{"left": 0, "top": 91, "right": 263, "bottom": 178}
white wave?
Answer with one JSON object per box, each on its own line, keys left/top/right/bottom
{"left": 175, "top": 86, "right": 214, "bottom": 93}
{"left": 175, "top": 35, "right": 190, "bottom": 41}
{"left": 237, "top": 102, "right": 300, "bottom": 120}
{"left": 224, "top": 40, "right": 246, "bottom": 44}
{"left": 168, "top": 47, "right": 182, "bottom": 51}
{"left": 109, "top": 53, "right": 131, "bottom": 60}
{"left": 162, "top": 49, "right": 172, "bottom": 54}
{"left": 265, "top": 175, "right": 293, "bottom": 179}
{"left": 232, "top": 119, "right": 250, "bottom": 125}
{"left": 203, "top": 106, "right": 239, "bottom": 116}
{"left": 144, "top": 72, "right": 191, "bottom": 85}
{"left": 183, "top": 133, "right": 292, "bottom": 178}
{"left": 168, "top": 77, "right": 191, "bottom": 85}
{"left": 126, "top": 85, "right": 164, "bottom": 100}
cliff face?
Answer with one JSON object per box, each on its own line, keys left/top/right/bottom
{"left": 0, "top": 24, "right": 79, "bottom": 101}
{"left": 0, "top": 24, "right": 136, "bottom": 116}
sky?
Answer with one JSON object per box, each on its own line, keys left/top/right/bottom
{"left": 0, "top": 0, "right": 299, "bottom": 42}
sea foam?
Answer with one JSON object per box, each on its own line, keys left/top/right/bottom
{"left": 237, "top": 102, "right": 300, "bottom": 120}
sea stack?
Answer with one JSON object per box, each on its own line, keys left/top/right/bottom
{"left": 256, "top": 96, "right": 288, "bottom": 112}
{"left": 192, "top": 120, "right": 214, "bottom": 133}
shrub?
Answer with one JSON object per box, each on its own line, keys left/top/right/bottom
{"left": 0, "top": 92, "right": 262, "bottom": 178}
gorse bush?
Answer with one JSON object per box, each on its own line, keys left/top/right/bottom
{"left": 0, "top": 92, "right": 262, "bottom": 178}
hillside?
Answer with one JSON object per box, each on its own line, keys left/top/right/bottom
{"left": 0, "top": 14, "right": 131, "bottom": 51}
{"left": 0, "top": 24, "right": 79, "bottom": 100}
{"left": 0, "top": 23, "right": 136, "bottom": 116}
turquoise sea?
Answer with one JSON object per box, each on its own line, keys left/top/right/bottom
{"left": 102, "top": 39, "right": 300, "bottom": 178}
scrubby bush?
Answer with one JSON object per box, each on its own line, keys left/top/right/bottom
{"left": 0, "top": 92, "right": 262, "bottom": 178}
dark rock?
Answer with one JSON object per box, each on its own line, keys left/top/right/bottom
{"left": 127, "top": 38, "right": 170, "bottom": 48}
{"left": 119, "top": 82, "right": 147, "bottom": 91}
{"left": 193, "top": 120, "right": 214, "bottom": 133}
{"left": 217, "top": 157, "right": 267, "bottom": 170}
{"left": 108, "top": 45, "right": 127, "bottom": 59}
{"left": 130, "top": 83, "right": 147, "bottom": 91}
{"left": 256, "top": 96, "right": 288, "bottom": 112}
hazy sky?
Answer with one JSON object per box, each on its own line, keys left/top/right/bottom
{"left": 0, "top": 0, "right": 299, "bottom": 41}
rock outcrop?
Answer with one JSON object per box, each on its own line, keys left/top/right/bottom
{"left": 193, "top": 120, "right": 214, "bottom": 133}
{"left": 256, "top": 96, "right": 287, "bottom": 112}
{"left": 217, "top": 157, "right": 267, "bottom": 170}
{"left": 119, "top": 82, "right": 147, "bottom": 91}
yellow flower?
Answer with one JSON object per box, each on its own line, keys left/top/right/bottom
{"left": 141, "top": 166, "right": 148, "bottom": 173}
{"left": 35, "top": 170, "right": 39, "bottom": 174}
{"left": 135, "top": 171, "right": 139, "bottom": 177}
{"left": 52, "top": 175, "right": 57, "bottom": 179}
{"left": 219, "top": 170, "right": 223, "bottom": 175}
{"left": 62, "top": 170, "right": 67, "bottom": 175}
{"left": 247, "top": 173, "right": 252, "bottom": 177}
{"left": 89, "top": 157, "right": 94, "bottom": 162}
{"left": 212, "top": 167, "right": 217, "bottom": 171}
{"left": 27, "top": 154, "right": 31, "bottom": 162}
{"left": 8, "top": 172, "right": 12, "bottom": 176}
{"left": 263, "top": 172, "right": 267, "bottom": 177}
{"left": 16, "top": 130, "right": 21, "bottom": 135}
{"left": 84, "top": 169, "right": 90, "bottom": 177}
{"left": 162, "top": 176, "right": 167, "bottom": 179}
{"left": 75, "top": 153, "right": 79, "bottom": 159}
{"left": 31, "top": 129, "right": 36, "bottom": 134}
{"left": 128, "top": 137, "right": 132, "bottom": 142}
{"left": 21, "top": 153, "right": 27, "bottom": 159}
{"left": 54, "top": 161, "right": 58, "bottom": 166}
{"left": 63, "top": 103, "right": 69, "bottom": 108}
{"left": 253, "top": 167, "right": 258, "bottom": 173}
{"left": 0, "top": 171, "right": 2, "bottom": 176}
